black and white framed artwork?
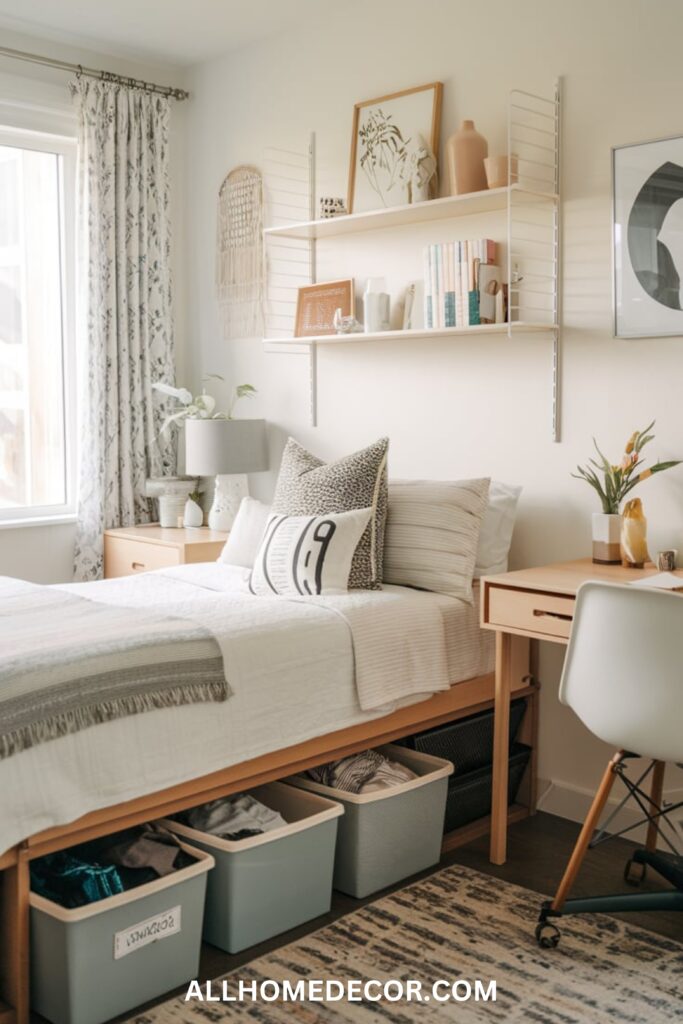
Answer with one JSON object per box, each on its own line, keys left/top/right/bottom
{"left": 613, "top": 135, "right": 683, "bottom": 337}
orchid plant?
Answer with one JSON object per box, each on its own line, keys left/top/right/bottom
{"left": 572, "top": 420, "right": 680, "bottom": 515}
{"left": 153, "top": 375, "right": 257, "bottom": 433}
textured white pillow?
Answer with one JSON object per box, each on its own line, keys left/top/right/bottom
{"left": 249, "top": 508, "right": 373, "bottom": 596}
{"left": 384, "top": 479, "right": 490, "bottom": 601}
{"left": 218, "top": 497, "right": 271, "bottom": 567}
{"left": 474, "top": 481, "right": 522, "bottom": 577}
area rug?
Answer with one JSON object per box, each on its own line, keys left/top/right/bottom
{"left": 129, "top": 865, "right": 683, "bottom": 1023}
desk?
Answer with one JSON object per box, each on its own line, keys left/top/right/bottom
{"left": 481, "top": 558, "right": 683, "bottom": 865}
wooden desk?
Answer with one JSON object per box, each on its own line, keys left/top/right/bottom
{"left": 481, "top": 558, "right": 683, "bottom": 865}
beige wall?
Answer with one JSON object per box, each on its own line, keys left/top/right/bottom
{"left": 182, "top": 0, "right": 683, "bottom": 814}
{"left": 0, "top": 27, "right": 188, "bottom": 583}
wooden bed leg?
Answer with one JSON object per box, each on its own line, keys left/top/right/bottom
{"left": 0, "top": 853, "right": 30, "bottom": 1024}
{"left": 490, "top": 633, "right": 530, "bottom": 865}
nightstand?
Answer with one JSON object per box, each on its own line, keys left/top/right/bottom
{"left": 103, "top": 524, "right": 229, "bottom": 579}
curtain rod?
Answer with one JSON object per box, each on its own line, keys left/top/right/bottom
{"left": 0, "top": 44, "right": 189, "bottom": 101}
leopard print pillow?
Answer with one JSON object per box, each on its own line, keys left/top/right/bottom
{"left": 272, "top": 437, "right": 389, "bottom": 590}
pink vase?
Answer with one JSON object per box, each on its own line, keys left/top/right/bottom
{"left": 446, "top": 120, "right": 488, "bottom": 195}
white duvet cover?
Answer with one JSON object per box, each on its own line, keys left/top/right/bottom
{"left": 0, "top": 564, "right": 493, "bottom": 855}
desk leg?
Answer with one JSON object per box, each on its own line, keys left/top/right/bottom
{"left": 0, "top": 853, "right": 29, "bottom": 1024}
{"left": 490, "top": 632, "right": 530, "bottom": 865}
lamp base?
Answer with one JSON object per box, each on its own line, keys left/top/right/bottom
{"left": 208, "top": 474, "right": 249, "bottom": 532}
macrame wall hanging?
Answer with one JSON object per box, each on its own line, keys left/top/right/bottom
{"left": 216, "top": 165, "right": 265, "bottom": 339}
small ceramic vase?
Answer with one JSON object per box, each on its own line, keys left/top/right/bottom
{"left": 446, "top": 120, "right": 488, "bottom": 195}
{"left": 592, "top": 512, "right": 622, "bottom": 564}
{"left": 484, "top": 154, "right": 519, "bottom": 189}
{"left": 620, "top": 498, "right": 650, "bottom": 568}
{"left": 183, "top": 497, "right": 204, "bottom": 528}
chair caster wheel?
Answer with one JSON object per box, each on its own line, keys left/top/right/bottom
{"left": 624, "top": 859, "right": 647, "bottom": 886}
{"left": 535, "top": 922, "right": 561, "bottom": 949}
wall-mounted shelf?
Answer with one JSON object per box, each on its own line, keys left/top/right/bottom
{"left": 264, "top": 185, "right": 558, "bottom": 241}
{"left": 264, "top": 320, "right": 556, "bottom": 352}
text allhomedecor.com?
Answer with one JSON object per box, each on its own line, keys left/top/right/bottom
{"left": 186, "top": 978, "right": 497, "bottom": 1005}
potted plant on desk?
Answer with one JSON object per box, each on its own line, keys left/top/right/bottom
{"left": 573, "top": 421, "right": 680, "bottom": 566}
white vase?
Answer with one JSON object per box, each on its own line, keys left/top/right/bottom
{"left": 159, "top": 493, "right": 186, "bottom": 528}
{"left": 183, "top": 497, "right": 204, "bottom": 528}
{"left": 592, "top": 513, "right": 622, "bottom": 564}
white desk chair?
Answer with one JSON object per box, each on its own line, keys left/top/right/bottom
{"left": 536, "top": 580, "right": 683, "bottom": 948}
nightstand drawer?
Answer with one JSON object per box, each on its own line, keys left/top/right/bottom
{"left": 487, "top": 587, "right": 575, "bottom": 640}
{"left": 104, "top": 537, "right": 180, "bottom": 578}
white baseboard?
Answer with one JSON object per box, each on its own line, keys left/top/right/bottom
{"left": 537, "top": 777, "right": 683, "bottom": 847}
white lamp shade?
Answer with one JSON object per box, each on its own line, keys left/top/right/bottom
{"left": 184, "top": 418, "right": 268, "bottom": 476}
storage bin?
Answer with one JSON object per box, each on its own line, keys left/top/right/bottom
{"left": 161, "top": 781, "right": 343, "bottom": 954}
{"left": 287, "top": 744, "right": 453, "bottom": 898}
{"left": 30, "top": 843, "right": 214, "bottom": 1024}
{"left": 405, "top": 698, "right": 527, "bottom": 774}
{"left": 443, "top": 742, "right": 532, "bottom": 833}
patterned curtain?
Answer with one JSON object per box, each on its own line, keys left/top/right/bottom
{"left": 70, "top": 78, "right": 176, "bottom": 581}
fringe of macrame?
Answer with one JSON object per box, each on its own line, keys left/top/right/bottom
{"left": 0, "top": 680, "right": 230, "bottom": 761}
{"left": 216, "top": 169, "right": 265, "bottom": 340}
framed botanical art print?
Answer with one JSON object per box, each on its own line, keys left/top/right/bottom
{"left": 347, "top": 82, "right": 443, "bottom": 214}
{"left": 613, "top": 134, "right": 683, "bottom": 337}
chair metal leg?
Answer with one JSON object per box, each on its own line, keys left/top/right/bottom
{"left": 646, "top": 760, "right": 665, "bottom": 853}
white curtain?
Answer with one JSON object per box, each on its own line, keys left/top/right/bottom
{"left": 71, "top": 78, "right": 176, "bottom": 580}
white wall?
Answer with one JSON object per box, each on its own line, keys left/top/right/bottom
{"left": 0, "top": 28, "right": 188, "bottom": 582}
{"left": 183, "top": 0, "right": 683, "bottom": 810}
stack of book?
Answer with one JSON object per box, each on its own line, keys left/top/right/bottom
{"left": 423, "top": 239, "right": 499, "bottom": 329}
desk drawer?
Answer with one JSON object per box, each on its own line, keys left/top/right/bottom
{"left": 104, "top": 537, "right": 180, "bottom": 578}
{"left": 488, "top": 587, "right": 574, "bottom": 639}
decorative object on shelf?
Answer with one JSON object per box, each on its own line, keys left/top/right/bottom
{"left": 347, "top": 82, "right": 443, "bottom": 213}
{"left": 152, "top": 377, "right": 257, "bottom": 432}
{"left": 484, "top": 154, "right": 518, "bottom": 190}
{"left": 364, "top": 277, "right": 391, "bottom": 333}
{"left": 144, "top": 477, "right": 195, "bottom": 528}
{"left": 620, "top": 497, "right": 650, "bottom": 568}
{"left": 402, "top": 281, "right": 424, "bottom": 330}
{"left": 478, "top": 265, "right": 503, "bottom": 324}
{"left": 397, "top": 134, "right": 437, "bottom": 204}
{"left": 216, "top": 165, "right": 264, "bottom": 340}
{"left": 333, "top": 308, "right": 362, "bottom": 334}
{"left": 572, "top": 421, "right": 680, "bottom": 564}
{"left": 295, "top": 279, "right": 355, "bottom": 337}
{"left": 423, "top": 239, "right": 497, "bottom": 329}
{"left": 185, "top": 418, "right": 268, "bottom": 531}
{"left": 446, "top": 120, "right": 488, "bottom": 196}
{"left": 183, "top": 481, "right": 204, "bottom": 528}
{"left": 319, "top": 197, "right": 347, "bottom": 219}
{"left": 658, "top": 549, "right": 678, "bottom": 571}
{"left": 613, "top": 134, "right": 683, "bottom": 338}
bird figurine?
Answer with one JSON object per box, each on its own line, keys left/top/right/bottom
{"left": 620, "top": 497, "right": 651, "bottom": 568}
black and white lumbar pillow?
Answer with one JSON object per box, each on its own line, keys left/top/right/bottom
{"left": 271, "top": 437, "right": 389, "bottom": 590}
{"left": 249, "top": 508, "right": 373, "bottom": 596}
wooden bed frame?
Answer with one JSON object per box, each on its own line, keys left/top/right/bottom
{"left": 0, "top": 654, "right": 536, "bottom": 1024}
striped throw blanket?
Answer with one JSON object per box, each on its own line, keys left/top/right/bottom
{"left": 0, "top": 577, "right": 230, "bottom": 761}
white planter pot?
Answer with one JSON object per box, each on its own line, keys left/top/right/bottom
{"left": 592, "top": 512, "right": 622, "bottom": 564}
{"left": 183, "top": 498, "right": 204, "bottom": 528}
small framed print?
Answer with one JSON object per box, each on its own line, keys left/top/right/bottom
{"left": 294, "top": 280, "right": 354, "bottom": 337}
{"left": 613, "top": 134, "right": 683, "bottom": 337}
{"left": 348, "top": 82, "right": 443, "bottom": 214}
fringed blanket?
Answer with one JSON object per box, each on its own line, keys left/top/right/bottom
{"left": 0, "top": 577, "right": 230, "bottom": 760}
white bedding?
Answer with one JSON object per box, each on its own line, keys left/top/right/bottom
{"left": 0, "top": 564, "right": 493, "bottom": 855}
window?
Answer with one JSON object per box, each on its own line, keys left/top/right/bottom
{"left": 0, "top": 127, "right": 76, "bottom": 524}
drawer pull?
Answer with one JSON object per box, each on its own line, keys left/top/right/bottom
{"left": 533, "top": 609, "right": 573, "bottom": 622}
{"left": 131, "top": 561, "right": 146, "bottom": 570}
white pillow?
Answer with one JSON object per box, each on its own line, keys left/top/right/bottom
{"left": 218, "top": 497, "right": 271, "bottom": 567}
{"left": 249, "top": 507, "right": 373, "bottom": 596}
{"left": 383, "top": 479, "right": 490, "bottom": 601}
{"left": 474, "top": 480, "right": 522, "bottom": 577}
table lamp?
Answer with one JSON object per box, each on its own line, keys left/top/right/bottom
{"left": 184, "top": 418, "right": 268, "bottom": 531}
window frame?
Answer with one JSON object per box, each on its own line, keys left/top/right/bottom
{"left": 0, "top": 123, "right": 78, "bottom": 528}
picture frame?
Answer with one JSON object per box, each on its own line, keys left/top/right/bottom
{"left": 347, "top": 82, "right": 443, "bottom": 214}
{"left": 294, "top": 279, "right": 355, "bottom": 337}
{"left": 613, "top": 134, "right": 683, "bottom": 338}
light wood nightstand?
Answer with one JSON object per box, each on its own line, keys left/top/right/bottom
{"left": 103, "top": 524, "right": 229, "bottom": 579}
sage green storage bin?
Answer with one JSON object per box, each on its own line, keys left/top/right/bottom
{"left": 161, "top": 781, "right": 343, "bottom": 954}
{"left": 287, "top": 744, "right": 453, "bottom": 898}
{"left": 30, "top": 843, "right": 214, "bottom": 1024}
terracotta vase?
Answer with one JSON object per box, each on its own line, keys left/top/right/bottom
{"left": 446, "top": 120, "right": 488, "bottom": 195}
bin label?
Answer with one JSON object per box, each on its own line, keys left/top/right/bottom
{"left": 114, "top": 905, "right": 182, "bottom": 959}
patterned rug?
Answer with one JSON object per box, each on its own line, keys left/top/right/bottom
{"left": 129, "top": 866, "right": 683, "bottom": 1023}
